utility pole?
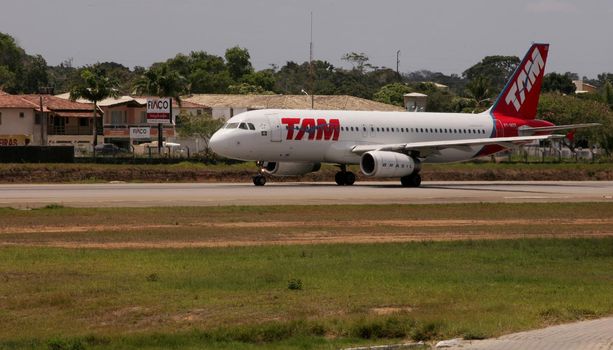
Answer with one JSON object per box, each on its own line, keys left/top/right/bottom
{"left": 396, "top": 50, "right": 401, "bottom": 78}
{"left": 309, "top": 11, "right": 314, "bottom": 109}
{"left": 38, "top": 86, "right": 53, "bottom": 145}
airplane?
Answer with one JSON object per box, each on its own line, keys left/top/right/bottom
{"left": 210, "top": 43, "right": 598, "bottom": 187}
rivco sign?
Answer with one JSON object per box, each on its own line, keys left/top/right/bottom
{"left": 146, "top": 98, "right": 172, "bottom": 124}
{"left": 129, "top": 127, "right": 151, "bottom": 140}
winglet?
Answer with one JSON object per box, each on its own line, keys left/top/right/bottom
{"left": 490, "top": 43, "right": 549, "bottom": 120}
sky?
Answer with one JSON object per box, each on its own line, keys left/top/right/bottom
{"left": 0, "top": 0, "right": 611, "bottom": 78}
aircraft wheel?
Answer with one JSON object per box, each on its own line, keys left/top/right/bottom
{"left": 344, "top": 172, "right": 356, "bottom": 186}
{"left": 401, "top": 173, "right": 421, "bottom": 187}
{"left": 253, "top": 175, "right": 266, "bottom": 186}
{"left": 335, "top": 172, "right": 345, "bottom": 186}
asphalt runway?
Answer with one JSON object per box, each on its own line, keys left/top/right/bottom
{"left": 1, "top": 181, "right": 612, "bottom": 208}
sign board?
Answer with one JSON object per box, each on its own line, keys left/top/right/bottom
{"left": 129, "top": 127, "right": 151, "bottom": 139}
{"left": 0, "top": 135, "right": 31, "bottom": 146}
{"left": 146, "top": 98, "right": 172, "bottom": 124}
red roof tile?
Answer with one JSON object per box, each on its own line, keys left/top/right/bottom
{"left": 0, "top": 95, "right": 39, "bottom": 109}
{"left": 19, "top": 94, "right": 95, "bottom": 111}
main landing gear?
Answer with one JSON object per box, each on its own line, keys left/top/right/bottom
{"left": 400, "top": 172, "right": 421, "bottom": 187}
{"left": 335, "top": 165, "right": 356, "bottom": 186}
{"left": 253, "top": 161, "right": 267, "bottom": 186}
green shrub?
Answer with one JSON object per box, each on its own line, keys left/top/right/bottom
{"left": 287, "top": 278, "right": 302, "bottom": 290}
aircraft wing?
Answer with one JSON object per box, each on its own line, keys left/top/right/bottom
{"left": 351, "top": 134, "right": 564, "bottom": 158}
{"left": 518, "top": 123, "right": 601, "bottom": 135}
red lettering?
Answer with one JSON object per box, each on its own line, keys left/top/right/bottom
{"left": 295, "top": 118, "right": 316, "bottom": 140}
{"left": 281, "top": 117, "right": 300, "bottom": 140}
{"left": 316, "top": 118, "right": 340, "bottom": 141}
{"left": 281, "top": 117, "right": 340, "bottom": 141}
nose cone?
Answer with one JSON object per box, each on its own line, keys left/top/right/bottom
{"left": 209, "top": 130, "right": 227, "bottom": 157}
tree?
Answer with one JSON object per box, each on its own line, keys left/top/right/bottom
{"left": 463, "top": 55, "right": 520, "bottom": 92}
{"left": 133, "top": 63, "right": 187, "bottom": 105}
{"left": 227, "top": 82, "right": 272, "bottom": 95}
{"left": 373, "top": 83, "right": 412, "bottom": 106}
{"left": 241, "top": 70, "right": 275, "bottom": 92}
{"left": 21, "top": 54, "right": 49, "bottom": 93}
{"left": 538, "top": 93, "right": 613, "bottom": 152}
{"left": 0, "top": 65, "right": 15, "bottom": 91}
{"left": 69, "top": 67, "right": 119, "bottom": 150}
{"left": 225, "top": 46, "right": 253, "bottom": 81}
{"left": 542, "top": 72, "right": 576, "bottom": 94}
{"left": 0, "top": 32, "right": 48, "bottom": 93}
{"left": 603, "top": 81, "right": 613, "bottom": 109}
{"left": 465, "top": 75, "right": 491, "bottom": 108}
{"left": 341, "top": 52, "right": 369, "bottom": 73}
{"left": 176, "top": 111, "right": 224, "bottom": 156}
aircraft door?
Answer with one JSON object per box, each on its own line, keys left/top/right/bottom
{"left": 267, "top": 115, "right": 282, "bottom": 142}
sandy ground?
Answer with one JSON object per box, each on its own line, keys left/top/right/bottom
{"left": 2, "top": 218, "right": 612, "bottom": 249}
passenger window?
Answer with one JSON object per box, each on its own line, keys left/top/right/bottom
{"left": 371, "top": 127, "right": 374, "bottom": 132}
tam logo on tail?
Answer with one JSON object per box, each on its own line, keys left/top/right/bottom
{"left": 491, "top": 43, "right": 549, "bottom": 120}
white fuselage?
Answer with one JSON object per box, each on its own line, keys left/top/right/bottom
{"left": 210, "top": 109, "right": 495, "bottom": 164}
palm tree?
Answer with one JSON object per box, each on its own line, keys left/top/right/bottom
{"left": 69, "top": 67, "right": 119, "bottom": 154}
{"left": 133, "top": 64, "right": 186, "bottom": 107}
{"left": 466, "top": 75, "right": 491, "bottom": 111}
{"left": 133, "top": 64, "right": 187, "bottom": 154}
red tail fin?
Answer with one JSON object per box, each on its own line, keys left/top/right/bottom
{"left": 490, "top": 43, "right": 549, "bottom": 120}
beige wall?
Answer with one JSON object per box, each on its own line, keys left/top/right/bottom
{"left": 0, "top": 108, "right": 44, "bottom": 145}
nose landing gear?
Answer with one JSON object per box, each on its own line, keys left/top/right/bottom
{"left": 253, "top": 161, "right": 267, "bottom": 186}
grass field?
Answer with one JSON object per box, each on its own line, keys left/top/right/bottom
{"left": 1, "top": 161, "right": 612, "bottom": 183}
{"left": 1, "top": 203, "right": 613, "bottom": 349}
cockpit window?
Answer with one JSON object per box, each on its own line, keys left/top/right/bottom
{"left": 226, "top": 123, "right": 239, "bottom": 129}
{"left": 248, "top": 123, "right": 256, "bottom": 130}
{"left": 239, "top": 122, "right": 248, "bottom": 130}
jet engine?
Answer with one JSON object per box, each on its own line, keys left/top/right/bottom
{"left": 262, "top": 162, "right": 322, "bottom": 176}
{"left": 360, "top": 151, "right": 420, "bottom": 177}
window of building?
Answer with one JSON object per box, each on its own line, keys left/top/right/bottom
{"left": 111, "top": 111, "right": 126, "bottom": 125}
{"left": 0, "top": 112, "right": 2, "bottom": 125}
{"left": 35, "top": 113, "right": 41, "bottom": 125}
{"left": 140, "top": 111, "right": 147, "bottom": 123}
{"left": 19, "top": 112, "right": 24, "bottom": 118}
{"left": 197, "top": 109, "right": 202, "bottom": 115}
{"left": 79, "top": 118, "right": 89, "bottom": 127}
